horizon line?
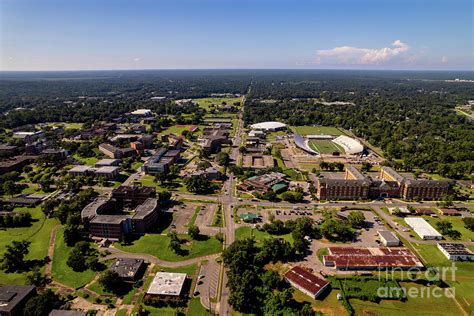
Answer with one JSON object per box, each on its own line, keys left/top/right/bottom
{"left": 1, "top": 67, "right": 473, "bottom": 73}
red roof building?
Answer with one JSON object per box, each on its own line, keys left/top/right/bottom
{"left": 323, "top": 247, "right": 423, "bottom": 270}
{"left": 284, "top": 266, "right": 330, "bottom": 299}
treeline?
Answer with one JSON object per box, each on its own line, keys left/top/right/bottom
{"left": 0, "top": 70, "right": 250, "bottom": 113}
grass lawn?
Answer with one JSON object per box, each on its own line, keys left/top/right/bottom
{"left": 308, "top": 139, "right": 344, "bottom": 154}
{"left": 284, "top": 168, "right": 306, "bottom": 181}
{"left": 187, "top": 298, "right": 211, "bottom": 316}
{"left": 115, "top": 310, "right": 127, "bottom": 316}
{"left": 235, "top": 226, "right": 293, "bottom": 245}
{"left": 138, "top": 175, "right": 187, "bottom": 192}
{"left": 212, "top": 205, "right": 224, "bottom": 227}
{"left": 291, "top": 126, "right": 345, "bottom": 136}
{"left": 131, "top": 161, "right": 144, "bottom": 171}
{"left": 116, "top": 234, "right": 222, "bottom": 262}
{"left": 73, "top": 154, "right": 98, "bottom": 166}
{"left": 410, "top": 243, "right": 474, "bottom": 313}
{"left": 423, "top": 215, "right": 474, "bottom": 241}
{"left": 194, "top": 97, "right": 241, "bottom": 110}
{"left": 0, "top": 206, "right": 58, "bottom": 285}
{"left": 293, "top": 288, "right": 346, "bottom": 316}
{"left": 48, "top": 122, "right": 84, "bottom": 130}
{"left": 350, "top": 282, "right": 463, "bottom": 316}
{"left": 158, "top": 125, "right": 198, "bottom": 137}
{"left": 51, "top": 227, "right": 96, "bottom": 289}
{"left": 187, "top": 206, "right": 201, "bottom": 227}
{"left": 20, "top": 185, "right": 46, "bottom": 195}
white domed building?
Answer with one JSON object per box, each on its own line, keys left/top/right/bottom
{"left": 250, "top": 121, "right": 287, "bottom": 132}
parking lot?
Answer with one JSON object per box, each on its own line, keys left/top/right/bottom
{"left": 194, "top": 258, "right": 220, "bottom": 306}
{"left": 271, "top": 208, "right": 319, "bottom": 222}
{"left": 336, "top": 209, "right": 384, "bottom": 247}
{"left": 168, "top": 202, "right": 220, "bottom": 234}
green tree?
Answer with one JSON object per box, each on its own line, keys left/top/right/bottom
{"left": 436, "top": 220, "right": 453, "bottom": 234}
{"left": 23, "top": 289, "right": 63, "bottom": 316}
{"left": 215, "top": 152, "right": 230, "bottom": 166}
{"left": 361, "top": 162, "right": 372, "bottom": 172}
{"left": 26, "top": 267, "right": 47, "bottom": 286}
{"left": 188, "top": 225, "right": 200, "bottom": 239}
{"left": 0, "top": 240, "right": 31, "bottom": 272}
{"left": 3, "top": 180, "right": 17, "bottom": 197}
{"left": 347, "top": 211, "right": 366, "bottom": 228}
{"left": 98, "top": 270, "right": 124, "bottom": 294}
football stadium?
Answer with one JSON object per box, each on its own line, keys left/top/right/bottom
{"left": 294, "top": 134, "right": 363, "bottom": 155}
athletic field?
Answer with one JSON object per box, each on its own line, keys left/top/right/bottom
{"left": 308, "top": 139, "right": 345, "bottom": 154}
{"left": 291, "top": 125, "right": 345, "bottom": 136}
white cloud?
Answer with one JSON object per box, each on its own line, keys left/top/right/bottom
{"left": 133, "top": 58, "right": 141, "bottom": 62}
{"left": 316, "top": 40, "right": 410, "bottom": 65}
{"left": 441, "top": 56, "right": 448, "bottom": 63}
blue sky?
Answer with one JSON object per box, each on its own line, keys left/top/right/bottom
{"left": 1, "top": 0, "right": 472, "bottom": 70}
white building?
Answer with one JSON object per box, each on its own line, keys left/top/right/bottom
{"left": 130, "top": 109, "right": 152, "bottom": 116}
{"left": 404, "top": 217, "right": 442, "bottom": 240}
{"left": 378, "top": 230, "right": 400, "bottom": 247}
{"left": 250, "top": 121, "right": 287, "bottom": 131}
{"left": 437, "top": 243, "right": 474, "bottom": 260}
{"left": 147, "top": 272, "right": 187, "bottom": 297}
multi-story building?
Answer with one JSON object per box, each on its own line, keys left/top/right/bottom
{"left": 111, "top": 185, "right": 157, "bottom": 207}
{"left": 141, "top": 148, "right": 180, "bottom": 175}
{"left": 315, "top": 166, "right": 452, "bottom": 201}
{"left": 380, "top": 167, "right": 451, "bottom": 200}
{"left": 99, "top": 143, "right": 122, "bottom": 159}
{"left": 99, "top": 143, "right": 137, "bottom": 159}
{"left": 316, "top": 166, "right": 370, "bottom": 200}
{"left": 82, "top": 186, "right": 159, "bottom": 240}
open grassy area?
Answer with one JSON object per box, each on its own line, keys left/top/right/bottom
{"left": 423, "top": 215, "right": 474, "bottom": 241}
{"left": 51, "top": 227, "right": 97, "bottom": 289}
{"left": 350, "top": 282, "right": 463, "bottom": 316}
{"left": 157, "top": 124, "right": 198, "bottom": 137}
{"left": 235, "top": 226, "right": 293, "bottom": 245}
{"left": 187, "top": 298, "right": 212, "bottom": 316}
{"left": 194, "top": 97, "right": 241, "bottom": 110}
{"left": 293, "top": 288, "right": 346, "bottom": 316}
{"left": 0, "top": 206, "right": 58, "bottom": 285}
{"left": 410, "top": 243, "right": 474, "bottom": 313}
{"left": 137, "top": 174, "right": 187, "bottom": 192}
{"left": 116, "top": 234, "right": 222, "bottom": 262}
{"left": 73, "top": 154, "right": 99, "bottom": 166}
{"left": 308, "top": 139, "right": 345, "bottom": 154}
{"left": 291, "top": 126, "right": 345, "bottom": 136}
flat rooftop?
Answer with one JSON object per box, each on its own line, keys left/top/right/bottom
{"left": 378, "top": 230, "right": 400, "bottom": 243}
{"left": 324, "top": 247, "right": 423, "bottom": 269}
{"left": 438, "top": 243, "right": 474, "bottom": 256}
{"left": 405, "top": 217, "right": 442, "bottom": 238}
{"left": 0, "top": 285, "right": 35, "bottom": 314}
{"left": 147, "top": 272, "right": 187, "bottom": 296}
{"left": 110, "top": 258, "right": 145, "bottom": 279}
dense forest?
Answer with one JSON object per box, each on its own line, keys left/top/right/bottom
{"left": 1, "top": 70, "right": 473, "bottom": 178}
